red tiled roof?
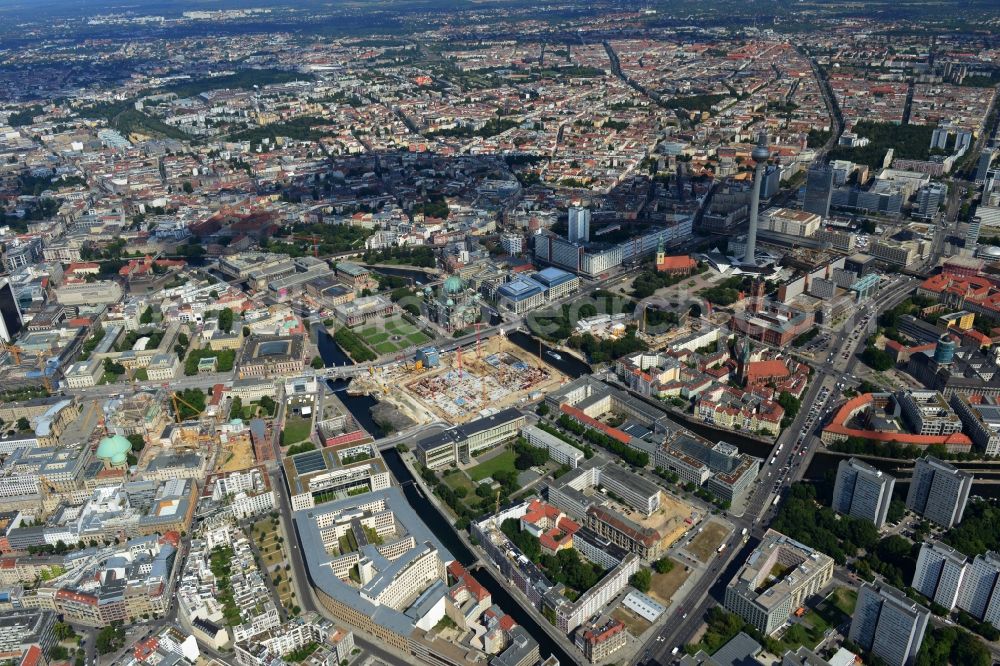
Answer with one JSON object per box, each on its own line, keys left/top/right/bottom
{"left": 824, "top": 393, "right": 973, "bottom": 448}
{"left": 559, "top": 404, "right": 631, "bottom": 444}
{"left": 656, "top": 255, "right": 696, "bottom": 272}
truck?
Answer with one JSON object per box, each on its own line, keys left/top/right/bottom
{"left": 772, "top": 495, "right": 781, "bottom": 507}
{"left": 741, "top": 527, "right": 748, "bottom": 537}
{"left": 671, "top": 647, "right": 680, "bottom": 656}
{"left": 717, "top": 544, "right": 727, "bottom": 553}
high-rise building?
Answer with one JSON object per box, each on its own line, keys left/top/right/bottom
{"left": 913, "top": 183, "right": 946, "bottom": 220}
{"left": 831, "top": 457, "right": 895, "bottom": 528}
{"left": 803, "top": 165, "right": 834, "bottom": 218}
{"left": 912, "top": 541, "right": 968, "bottom": 610}
{"left": 931, "top": 127, "right": 950, "bottom": 151}
{"left": 976, "top": 149, "right": 995, "bottom": 185}
{"left": 762, "top": 164, "right": 782, "bottom": 199}
{"left": 905, "top": 456, "right": 973, "bottom": 528}
{"left": 968, "top": 215, "right": 982, "bottom": 254}
{"left": 849, "top": 582, "right": 930, "bottom": 666}
{"left": 958, "top": 551, "right": 1000, "bottom": 626}
{"left": 0, "top": 279, "right": 23, "bottom": 343}
{"left": 567, "top": 207, "right": 591, "bottom": 244}
{"left": 743, "top": 133, "right": 770, "bottom": 266}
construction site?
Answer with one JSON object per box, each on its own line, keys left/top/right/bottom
{"left": 346, "top": 333, "right": 568, "bottom": 425}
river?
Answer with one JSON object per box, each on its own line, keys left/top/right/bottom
{"left": 507, "top": 330, "right": 592, "bottom": 378}
{"left": 368, "top": 266, "right": 436, "bottom": 286}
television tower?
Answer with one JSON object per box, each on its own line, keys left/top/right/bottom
{"left": 743, "top": 132, "right": 770, "bottom": 267}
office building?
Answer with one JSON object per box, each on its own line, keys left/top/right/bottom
{"left": 912, "top": 541, "right": 968, "bottom": 610}
{"left": 898, "top": 391, "right": 963, "bottom": 436}
{"left": 0, "top": 279, "right": 23, "bottom": 343}
{"left": 575, "top": 617, "right": 628, "bottom": 663}
{"left": 976, "top": 149, "right": 994, "bottom": 185}
{"left": 724, "top": 529, "right": 834, "bottom": 635}
{"left": 849, "top": 582, "right": 929, "bottom": 666}
{"left": 804, "top": 165, "right": 834, "bottom": 218}
{"left": 950, "top": 393, "right": 1000, "bottom": 457}
{"left": 761, "top": 208, "right": 822, "bottom": 237}
{"left": 416, "top": 409, "right": 525, "bottom": 469}
{"left": 523, "top": 424, "right": 584, "bottom": 469}
{"left": 831, "top": 458, "right": 896, "bottom": 528}
{"left": 968, "top": 215, "right": 982, "bottom": 254}
{"left": 905, "top": 456, "right": 973, "bottom": 528}
{"left": 568, "top": 207, "right": 591, "bottom": 243}
{"left": 914, "top": 183, "right": 947, "bottom": 220}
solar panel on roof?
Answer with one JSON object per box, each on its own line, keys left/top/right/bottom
{"left": 293, "top": 450, "right": 327, "bottom": 475}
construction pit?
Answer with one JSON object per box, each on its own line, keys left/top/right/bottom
{"left": 348, "top": 335, "right": 568, "bottom": 425}
{"left": 215, "top": 431, "right": 256, "bottom": 473}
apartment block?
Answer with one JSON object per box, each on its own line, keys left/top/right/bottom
{"left": 831, "top": 457, "right": 895, "bottom": 528}
{"left": 911, "top": 541, "right": 968, "bottom": 610}
{"left": 905, "top": 456, "right": 973, "bottom": 528}
{"left": 957, "top": 551, "right": 1000, "bottom": 625}
{"left": 849, "top": 582, "right": 929, "bottom": 666}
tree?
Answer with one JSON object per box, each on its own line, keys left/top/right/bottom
{"left": 96, "top": 625, "right": 125, "bottom": 654}
{"left": 53, "top": 622, "right": 76, "bottom": 641}
{"left": 16, "top": 417, "right": 30, "bottom": 432}
{"left": 630, "top": 568, "right": 652, "bottom": 593}
{"left": 311, "top": 355, "right": 325, "bottom": 369}
{"left": 218, "top": 307, "right": 235, "bottom": 333}
{"left": 654, "top": 557, "right": 675, "bottom": 574}
{"left": 242, "top": 325, "right": 250, "bottom": 337}
{"left": 140, "top": 306, "right": 153, "bottom": 324}
{"left": 230, "top": 396, "right": 244, "bottom": 418}
{"left": 259, "top": 395, "right": 277, "bottom": 416}
{"left": 182, "top": 181, "right": 193, "bottom": 194}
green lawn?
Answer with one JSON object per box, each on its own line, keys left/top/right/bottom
{"left": 830, "top": 587, "right": 858, "bottom": 615}
{"left": 354, "top": 317, "right": 431, "bottom": 355}
{"left": 469, "top": 450, "right": 518, "bottom": 482}
{"left": 779, "top": 591, "right": 853, "bottom": 653}
{"left": 282, "top": 416, "right": 312, "bottom": 445}
{"left": 443, "top": 471, "right": 475, "bottom": 494}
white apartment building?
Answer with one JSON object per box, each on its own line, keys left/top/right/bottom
{"left": 831, "top": 457, "right": 896, "bottom": 528}
{"left": 849, "top": 582, "right": 929, "bottom": 666}
{"left": 912, "top": 541, "right": 968, "bottom": 610}
{"left": 523, "top": 424, "right": 584, "bottom": 469}
{"left": 905, "top": 456, "right": 973, "bottom": 528}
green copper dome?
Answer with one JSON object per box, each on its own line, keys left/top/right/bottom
{"left": 443, "top": 276, "right": 464, "bottom": 294}
{"left": 96, "top": 434, "right": 131, "bottom": 466}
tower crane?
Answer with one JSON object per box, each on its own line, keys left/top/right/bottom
{"left": 170, "top": 392, "right": 205, "bottom": 423}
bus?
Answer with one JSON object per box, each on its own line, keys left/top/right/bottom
{"left": 772, "top": 495, "right": 781, "bottom": 507}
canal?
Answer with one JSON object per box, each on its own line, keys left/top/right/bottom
{"left": 380, "top": 447, "right": 574, "bottom": 665}
{"left": 319, "top": 325, "right": 577, "bottom": 663}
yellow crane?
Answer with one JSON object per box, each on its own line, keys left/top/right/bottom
{"left": 170, "top": 391, "right": 205, "bottom": 423}
{"left": 2, "top": 342, "right": 24, "bottom": 365}
{"left": 35, "top": 356, "right": 53, "bottom": 393}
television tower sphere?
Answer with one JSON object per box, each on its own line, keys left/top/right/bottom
{"left": 751, "top": 133, "right": 770, "bottom": 163}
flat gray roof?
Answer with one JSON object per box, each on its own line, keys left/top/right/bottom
{"left": 294, "top": 486, "right": 455, "bottom": 637}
